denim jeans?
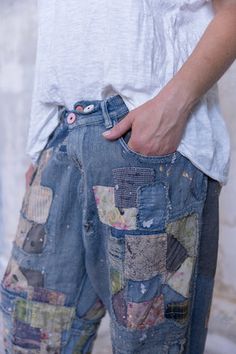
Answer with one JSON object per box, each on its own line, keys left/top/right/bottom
{"left": 0, "top": 95, "right": 221, "bottom": 354}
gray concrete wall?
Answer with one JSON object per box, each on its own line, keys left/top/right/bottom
{"left": 0, "top": 1, "right": 235, "bottom": 353}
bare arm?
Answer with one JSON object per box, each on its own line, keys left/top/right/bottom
{"left": 103, "top": 0, "right": 236, "bottom": 156}
{"left": 172, "top": 0, "right": 236, "bottom": 108}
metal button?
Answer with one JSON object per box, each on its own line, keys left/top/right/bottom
{"left": 67, "top": 112, "right": 76, "bottom": 124}
{"left": 83, "top": 104, "right": 94, "bottom": 113}
{"left": 75, "top": 105, "right": 84, "bottom": 112}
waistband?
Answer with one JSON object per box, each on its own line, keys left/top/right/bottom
{"left": 59, "top": 94, "right": 130, "bottom": 129}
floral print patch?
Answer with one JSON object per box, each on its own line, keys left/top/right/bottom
{"left": 93, "top": 185, "right": 137, "bottom": 230}
{"left": 127, "top": 294, "right": 164, "bottom": 329}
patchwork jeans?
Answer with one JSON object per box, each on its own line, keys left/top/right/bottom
{"left": 0, "top": 95, "right": 221, "bottom": 354}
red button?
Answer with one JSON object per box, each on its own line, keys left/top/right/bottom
{"left": 75, "top": 105, "right": 84, "bottom": 112}
{"left": 67, "top": 113, "right": 76, "bottom": 124}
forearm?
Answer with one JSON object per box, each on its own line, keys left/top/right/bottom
{"left": 158, "top": 1, "right": 236, "bottom": 111}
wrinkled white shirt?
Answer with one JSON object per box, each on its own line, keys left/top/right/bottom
{"left": 26, "top": 0, "right": 230, "bottom": 184}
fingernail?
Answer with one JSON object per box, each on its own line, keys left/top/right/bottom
{"left": 102, "top": 130, "right": 112, "bottom": 136}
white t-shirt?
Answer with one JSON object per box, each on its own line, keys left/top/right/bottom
{"left": 26, "top": 0, "right": 230, "bottom": 184}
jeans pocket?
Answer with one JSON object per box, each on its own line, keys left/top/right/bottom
{"left": 113, "top": 116, "right": 177, "bottom": 164}
{"left": 118, "top": 128, "right": 177, "bottom": 163}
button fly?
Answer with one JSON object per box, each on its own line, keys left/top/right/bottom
{"left": 67, "top": 112, "right": 76, "bottom": 124}
{"left": 75, "top": 105, "right": 84, "bottom": 112}
{"left": 83, "top": 104, "right": 95, "bottom": 113}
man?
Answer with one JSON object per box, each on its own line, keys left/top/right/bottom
{"left": 1, "top": 0, "right": 235, "bottom": 353}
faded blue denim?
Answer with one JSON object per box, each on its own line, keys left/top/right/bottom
{"left": 0, "top": 95, "right": 221, "bottom": 354}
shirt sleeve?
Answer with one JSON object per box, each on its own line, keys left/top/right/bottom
{"left": 25, "top": 0, "right": 61, "bottom": 165}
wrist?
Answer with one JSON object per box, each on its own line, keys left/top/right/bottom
{"left": 167, "top": 74, "right": 200, "bottom": 111}
{"left": 152, "top": 76, "right": 198, "bottom": 121}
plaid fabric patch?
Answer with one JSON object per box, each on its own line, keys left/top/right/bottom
{"left": 165, "top": 299, "right": 189, "bottom": 323}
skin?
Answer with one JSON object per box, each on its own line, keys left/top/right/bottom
{"left": 26, "top": 0, "right": 236, "bottom": 188}
{"left": 102, "top": 0, "right": 236, "bottom": 155}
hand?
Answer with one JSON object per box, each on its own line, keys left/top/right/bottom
{"left": 102, "top": 82, "right": 193, "bottom": 156}
{"left": 25, "top": 163, "right": 37, "bottom": 190}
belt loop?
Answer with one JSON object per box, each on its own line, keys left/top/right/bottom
{"left": 58, "top": 105, "right": 66, "bottom": 123}
{"left": 101, "top": 99, "right": 113, "bottom": 129}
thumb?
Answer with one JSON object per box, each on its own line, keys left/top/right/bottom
{"left": 102, "top": 114, "right": 133, "bottom": 140}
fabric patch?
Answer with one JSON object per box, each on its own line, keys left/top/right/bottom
{"left": 166, "top": 234, "right": 188, "bottom": 272}
{"left": 108, "top": 234, "right": 124, "bottom": 272}
{"left": 2, "top": 259, "right": 43, "bottom": 292}
{"left": 165, "top": 299, "right": 189, "bottom": 324}
{"left": 15, "top": 215, "right": 33, "bottom": 248}
{"left": 166, "top": 214, "right": 198, "bottom": 257}
{"left": 83, "top": 299, "right": 106, "bottom": 321}
{"left": 124, "top": 234, "right": 167, "bottom": 281}
{"left": 137, "top": 182, "right": 167, "bottom": 230}
{"left": 112, "top": 289, "right": 127, "bottom": 327}
{"left": 27, "top": 287, "right": 66, "bottom": 306}
{"left": 22, "top": 223, "right": 46, "bottom": 254}
{"left": 127, "top": 275, "right": 163, "bottom": 303}
{"left": 14, "top": 298, "right": 76, "bottom": 332}
{"left": 12, "top": 345, "right": 40, "bottom": 353}
{"left": 2, "top": 258, "right": 29, "bottom": 292}
{"left": 93, "top": 185, "right": 137, "bottom": 230}
{"left": 110, "top": 268, "right": 124, "bottom": 294}
{"left": 13, "top": 319, "right": 41, "bottom": 349}
{"left": 19, "top": 267, "right": 44, "bottom": 288}
{"left": 112, "top": 167, "right": 155, "bottom": 208}
{"left": 127, "top": 294, "right": 165, "bottom": 329}
{"left": 21, "top": 185, "right": 53, "bottom": 224}
{"left": 166, "top": 257, "right": 194, "bottom": 297}
{"left": 39, "top": 331, "right": 61, "bottom": 353}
